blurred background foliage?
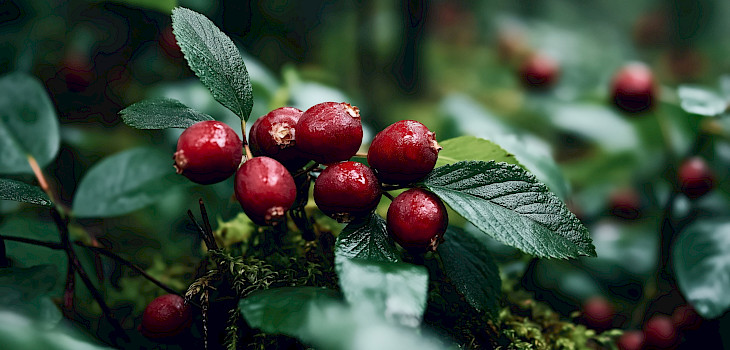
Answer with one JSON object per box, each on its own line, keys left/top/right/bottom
{"left": 2, "top": 0, "right": 730, "bottom": 348}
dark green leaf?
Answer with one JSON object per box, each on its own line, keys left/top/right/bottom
{"left": 172, "top": 7, "right": 254, "bottom": 120}
{"left": 93, "top": 0, "right": 175, "bottom": 13}
{"left": 0, "top": 72, "right": 59, "bottom": 174}
{"left": 334, "top": 212, "right": 401, "bottom": 263}
{"left": 336, "top": 258, "right": 428, "bottom": 327}
{"left": 421, "top": 161, "right": 595, "bottom": 259}
{"left": 438, "top": 227, "right": 501, "bottom": 317}
{"left": 674, "top": 219, "right": 730, "bottom": 318}
{"left": 72, "top": 147, "right": 186, "bottom": 217}
{"left": 0, "top": 265, "right": 62, "bottom": 326}
{"left": 0, "top": 179, "right": 52, "bottom": 207}
{"left": 677, "top": 85, "right": 727, "bottom": 117}
{"left": 119, "top": 98, "right": 213, "bottom": 129}
{"left": 435, "top": 136, "right": 521, "bottom": 168}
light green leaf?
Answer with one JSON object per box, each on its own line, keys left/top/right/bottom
{"left": 677, "top": 85, "right": 727, "bottom": 117}
{"left": 336, "top": 258, "right": 428, "bottom": 327}
{"left": 0, "top": 72, "right": 59, "bottom": 174}
{"left": 421, "top": 161, "right": 595, "bottom": 259}
{"left": 72, "top": 147, "right": 186, "bottom": 217}
{"left": 435, "top": 136, "right": 521, "bottom": 168}
{"left": 172, "top": 7, "right": 253, "bottom": 120}
{"left": 438, "top": 227, "right": 501, "bottom": 318}
{"left": 0, "top": 179, "right": 52, "bottom": 207}
{"left": 0, "top": 311, "right": 112, "bottom": 349}
{"left": 674, "top": 219, "right": 730, "bottom": 318}
{"left": 334, "top": 212, "right": 401, "bottom": 263}
{"left": 119, "top": 98, "right": 213, "bottom": 129}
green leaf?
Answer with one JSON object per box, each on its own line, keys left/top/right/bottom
{"left": 677, "top": 85, "right": 727, "bottom": 117}
{"left": 674, "top": 219, "right": 730, "bottom": 318}
{"left": 72, "top": 147, "right": 186, "bottom": 217}
{"left": 0, "top": 217, "right": 66, "bottom": 281}
{"left": 336, "top": 258, "right": 428, "bottom": 327}
{"left": 334, "top": 212, "right": 401, "bottom": 263}
{"left": 547, "top": 104, "right": 639, "bottom": 152}
{"left": 0, "top": 179, "right": 52, "bottom": 207}
{"left": 0, "top": 72, "right": 59, "bottom": 174}
{"left": 435, "top": 136, "right": 521, "bottom": 168}
{"left": 0, "top": 311, "right": 113, "bottom": 350}
{"left": 0, "top": 265, "right": 62, "bottom": 326}
{"left": 172, "top": 7, "right": 254, "bottom": 121}
{"left": 421, "top": 161, "right": 595, "bottom": 259}
{"left": 97, "top": 0, "right": 176, "bottom": 13}
{"left": 119, "top": 98, "right": 213, "bottom": 129}
{"left": 438, "top": 227, "right": 501, "bottom": 318}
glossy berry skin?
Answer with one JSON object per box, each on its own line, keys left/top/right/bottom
{"left": 249, "top": 107, "right": 308, "bottom": 169}
{"left": 314, "top": 161, "right": 382, "bottom": 222}
{"left": 295, "top": 102, "right": 363, "bottom": 164}
{"left": 611, "top": 63, "right": 656, "bottom": 114}
{"left": 617, "top": 330, "right": 644, "bottom": 350}
{"left": 387, "top": 188, "right": 448, "bottom": 251}
{"left": 234, "top": 157, "right": 296, "bottom": 226}
{"left": 140, "top": 294, "right": 192, "bottom": 339}
{"left": 174, "top": 120, "right": 243, "bottom": 185}
{"left": 609, "top": 187, "right": 641, "bottom": 220}
{"left": 643, "top": 315, "right": 679, "bottom": 349}
{"left": 672, "top": 304, "right": 702, "bottom": 331}
{"left": 368, "top": 120, "right": 442, "bottom": 184}
{"left": 678, "top": 157, "right": 714, "bottom": 199}
{"left": 519, "top": 54, "right": 559, "bottom": 89}
{"left": 581, "top": 296, "right": 615, "bottom": 331}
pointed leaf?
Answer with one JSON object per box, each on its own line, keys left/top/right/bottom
{"left": 435, "top": 136, "right": 521, "bottom": 168}
{"left": 674, "top": 219, "right": 730, "bottom": 318}
{"left": 0, "top": 179, "right": 52, "bottom": 207}
{"left": 119, "top": 98, "right": 213, "bottom": 129}
{"left": 172, "top": 7, "right": 253, "bottom": 120}
{"left": 438, "top": 227, "right": 501, "bottom": 318}
{"left": 336, "top": 258, "right": 428, "bottom": 327}
{"left": 677, "top": 85, "right": 727, "bottom": 117}
{"left": 72, "top": 147, "right": 186, "bottom": 217}
{"left": 0, "top": 72, "right": 59, "bottom": 174}
{"left": 334, "top": 212, "right": 401, "bottom": 263}
{"left": 421, "top": 161, "right": 595, "bottom": 259}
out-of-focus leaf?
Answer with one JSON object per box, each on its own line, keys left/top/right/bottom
{"left": 0, "top": 265, "right": 61, "bottom": 327}
{"left": 674, "top": 219, "right": 730, "bottom": 318}
{"left": 0, "top": 311, "right": 112, "bottom": 349}
{"left": 421, "top": 161, "right": 595, "bottom": 259}
{"left": 336, "top": 258, "right": 428, "bottom": 327}
{"left": 119, "top": 98, "right": 213, "bottom": 129}
{"left": 677, "top": 85, "right": 727, "bottom": 117}
{"left": 100, "top": 0, "right": 176, "bottom": 13}
{"left": 548, "top": 104, "right": 639, "bottom": 152}
{"left": 438, "top": 226, "right": 501, "bottom": 318}
{"left": 72, "top": 147, "right": 186, "bottom": 217}
{"left": 334, "top": 212, "right": 400, "bottom": 263}
{"left": 0, "top": 179, "right": 52, "bottom": 207}
{"left": 0, "top": 72, "right": 59, "bottom": 174}
{"left": 172, "top": 7, "right": 253, "bottom": 120}
{"left": 435, "top": 136, "right": 521, "bottom": 168}
{"left": 0, "top": 217, "right": 66, "bottom": 284}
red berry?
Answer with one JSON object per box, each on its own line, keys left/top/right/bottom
{"left": 367, "top": 120, "right": 442, "bottom": 184}
{"left": 387, "top": 188, "right": 448, "bottom": 251}
{"left": 678, "top": 157, "right": 714, "bottom": 199}
{"left": 617, "top": 330, "right": 645, "bottom": 350}
{"left": 295, "top": 102, "right": 363, "bottom": 164}
{"left": 173, "top": 120, "right": 243, "bottom": 184}
{"left": 611, "top": 63, "right": 657, "bottom": 114}
{"left": 609, "top": 187, "right": 641, "bottom": 220}
{"left": 672, "top": 304, "right": 702, "bottom": 331}
{"left": 313, "top": 161, "right": 382, "bottom": 222}
{"left": 140, "top": 294, "right": 192, "bottom": 339}
{"left": 249, "top": 107, "right": 308, "bottom": 169}
{"left": 581, "top": 296, "right": 615, "bottom": 331}
{"left": 519, "top": 54, "right": 559, "bottom": 89}
{"left": 644, "top": 314, "right": 679, "bottom": 349}
{"left": 234, "top": 157, "right": 296, "bottom": 225}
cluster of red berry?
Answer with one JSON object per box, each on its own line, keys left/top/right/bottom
{"left": 172, "top": 102, "right": 448, "bottom": 251}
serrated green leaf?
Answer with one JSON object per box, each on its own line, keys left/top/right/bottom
{"left": 119, "top": 98, "right": 213, "bottom": 129}
{"left": 438, "top": 227, "right": 501, "bottom": 318}
{"left": 334, "top": 212, "right": 401, "bottom": 263}
{"left": 674, "top": 219, "right": 730, "bottom": 318}
{"left": 72, "top": 147, "right": 186, "bottom": 217}
{"left": 172, "top": 7, "right": 253, "bottom": 121}
{"left": 336, "top": 258, "right": 428, "bottom": 327}
{"left": 0, "top": 179, "right": 52, "bottom": 207}
{"left": 0, "top": 72, "right": 59, "bottom": 174}
{"left": 435, "top": 136, "right": 521, "bottom": 168}
{"left": 677, "top": 85, "right": 727, "bottom": 117}
{"left": 421, "top": 161, "right": 595, "bottom": 259}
